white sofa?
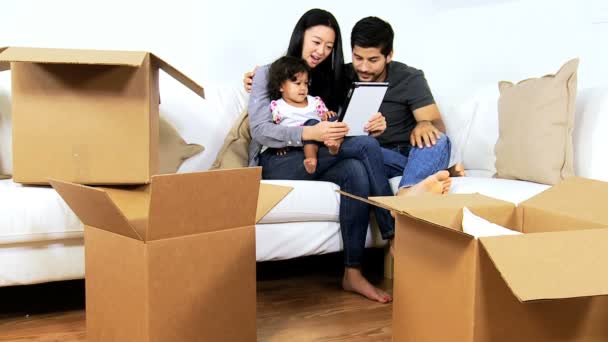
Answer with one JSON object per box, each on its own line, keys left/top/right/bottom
{"left": 1, "top": 74, "right": 607, "bottom": 287}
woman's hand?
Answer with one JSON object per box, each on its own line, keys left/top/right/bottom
{"left": 364, "top": 112, "right": 386, "bottom": 138}
{"left": 303, "top": 121, "right": 349, "bottom": 142}
{"left": 242, "top": 66, "right": 258, "bottom": 93}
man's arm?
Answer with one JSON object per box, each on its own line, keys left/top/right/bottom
{"left": 410, "top": 104, "right": 446, "bottom": 148}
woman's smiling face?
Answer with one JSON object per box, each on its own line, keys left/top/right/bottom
{"left": 301, "top": 25, "right": 335, "bottom": 68}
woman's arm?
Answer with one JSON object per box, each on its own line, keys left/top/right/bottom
{"left": 248, "top": 65, "right": 305, "bottom": 148}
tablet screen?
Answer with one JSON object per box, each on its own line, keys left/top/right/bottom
{"left": 338, "top": 82, "right": 389, "bottom": 136}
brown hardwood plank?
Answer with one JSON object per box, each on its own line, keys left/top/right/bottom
{"left": 0, "top": 252, "right": 392, "bottom": 341}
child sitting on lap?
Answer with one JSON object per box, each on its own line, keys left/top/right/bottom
{"left": 267, "top": 56, "right": 340, "bottom": 174}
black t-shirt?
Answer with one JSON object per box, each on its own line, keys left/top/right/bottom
{"left": 345, "top": 61, "right": 435, "bottom": 149}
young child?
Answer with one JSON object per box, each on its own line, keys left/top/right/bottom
{"left": 267, "top": 56, "right": 340, "bottom": 174}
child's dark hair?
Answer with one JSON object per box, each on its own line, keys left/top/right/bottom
{"left": 267, "top": 56, "right": 311, "bottom": 101}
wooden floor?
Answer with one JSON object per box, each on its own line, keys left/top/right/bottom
{"left": 0, "top": 252, "right": 392, "bottom": 341}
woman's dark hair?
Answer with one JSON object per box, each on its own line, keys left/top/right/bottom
{"left": 286, "top": 8, "right": 345, "bottom": 110}
{"left": 351, "top": 16, "right": 394, "bottom": 57}
{"left": 267, "top": 56, "right": 311, "bottom": 101}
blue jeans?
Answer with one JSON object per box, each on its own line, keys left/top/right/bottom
{"left": 259, "top": 135, "right": 394, "bottom": 267}
{"left": 382, "top": 134, "right": 451, "bottom": 189}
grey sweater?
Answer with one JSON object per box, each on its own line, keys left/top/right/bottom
{"left": 247, "top": 64, "right": 305, "bottom": 166}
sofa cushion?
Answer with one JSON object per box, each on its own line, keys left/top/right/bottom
{"left": 258, "top": 180, "right": 340, "bottom": 223}
{"left": 389, "top": 176, "right": 549, "bottom": 204}
{"left": 495, "top": 58, "right": 578, "bottom": 185}
{"left": 256, "top": 221, "right": 384, "bottom": 261}
{"left": 450, "top": 176, "right": 550, "bottom": 204}
{"left": 210, "top": 109, "right": 250, "bottom": 169}
{"left": 0, "top": 179, "right": 83, "bottom": 245}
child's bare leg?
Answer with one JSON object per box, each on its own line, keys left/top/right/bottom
{"left": 303, "top": 144, "right": 318, "bottom": 174}
{"left": 326, "top": 137, "right": 344, "bottom": 155}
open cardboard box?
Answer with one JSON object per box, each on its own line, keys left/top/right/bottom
{"left": 0, "top": 46, "right": 205, "bottom": 185}
{"left": 342, "top": 177, "right": 608, "bottom": 341}
{"left": 51, "top": 167, "right": 292, "bottom": 342}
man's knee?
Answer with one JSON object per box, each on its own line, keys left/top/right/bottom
{"left": 349, "top": 135, "right": 381, "bottom": 152}
{"left": 430, "top": 134, "right": 451, "bottom": 155}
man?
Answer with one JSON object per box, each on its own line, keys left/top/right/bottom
{"left": 349, "top": 16, "right": 463, "bottom": 196}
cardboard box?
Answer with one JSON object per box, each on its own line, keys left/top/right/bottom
{"left": 343, "top": 177, "right": 608, "bottom": 342}
{"left": 0, "top": 46, "right": 205, "bottom": 185}
{"left": 50, "top": 167, "right": 292, "bottom": 342}
{"left": 0, "top": 47, "right": 8, "bottom": 71}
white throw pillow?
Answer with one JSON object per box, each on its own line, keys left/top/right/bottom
{"left": 158, "top": 76, "right": 248, "bottom": 172}
{"left": 572, "top": 87, "right": 608, "bottom": 181}
{"left": 439, "top": 95, "right": 475, "bottom": 168}
{"left": 460, "top": 85, "right": 500, "bottom": 175}
{"left": 462, "top": 207, "right": 522, "bottom": 238}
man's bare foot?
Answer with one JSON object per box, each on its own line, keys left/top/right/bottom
{"left": 342, "top": 267, "right": 392, "bottom": 304}
{"left": 442, "top": 176, "right": 452, "bottom": 194}
{"left": 448, "top": 163, "right": 465, "bottom": 177}
{"left": 303, "top": 158, "right": 317, "bottom": 174}
{"left": 396, "top": 170, "right": 451, "bottom": 197}
{"left": 326, "top": 139, "right": 341, "bottom": 155}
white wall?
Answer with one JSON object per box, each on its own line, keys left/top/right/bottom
{"left": 4, "top": 0, "right": 605, "bottom": 88}
{"left": 1, "top": 0, "right": 607, "bottom": 170}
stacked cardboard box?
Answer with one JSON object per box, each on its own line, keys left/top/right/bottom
{"left": 0, "top": 46, "right": 205, "bottom": 185}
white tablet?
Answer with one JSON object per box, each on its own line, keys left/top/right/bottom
{"left": 338, "top": 82, "right": 389, "bottom": 136}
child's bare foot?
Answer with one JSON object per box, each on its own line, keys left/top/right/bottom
{"left": 303, "top": 158, "right": 317, "bottom": 174}
{"left": 448, "top": 163, "right": 465, "bottom": 177}
{"left": 326, "top": 139, "right": 341, "bottom": 155}
{"left": 342, "top": 267, "right": 392, "bottom": 304}
{"left": 396, "top": 170, "right": 451, "bottom": 197}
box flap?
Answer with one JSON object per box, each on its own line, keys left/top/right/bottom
{"left": 256, "top": 183, "right": 293, "bottom": 223}
{"left": 0, "top": 47, "right": 146, "bottom": 67}
{"left": 147, "top": 168, "right": 261, "bottom": 240}
{"left": 521, "top": 177, "right": 608, "bottom": 227}
{"left": 0, "top": 47, "right": 8, "bottom": 71}
{"left": 49, "top": 179, "right": 143, "bottom": 240}
{"left": 340, "top": 191, "right": 515, "bottom": 238}
{"left": 102, "top": 186, "right": 151, "bottom": 239}
{"left": 480, "top": 228, "right": 608, "bottom": 302}
{"left": 150, "top": 54, "right": 205, "bottom": 98}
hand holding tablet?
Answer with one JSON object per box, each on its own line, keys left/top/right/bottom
{"left": 338, "top": 82, "right": 389, "bottom": 136}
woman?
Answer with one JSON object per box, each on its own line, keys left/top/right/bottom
{"left": 247, "top": 9, "right": 394, "bottom": 303}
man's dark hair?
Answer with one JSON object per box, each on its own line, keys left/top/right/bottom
{"left": 267, "top": 56, "right": 311, "bottom": 101}
{"left": 286, "top": 8, "right": 345, "bottom": 110}
{"left": 351, "top": 16, "right": 394, "bottom": 57}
